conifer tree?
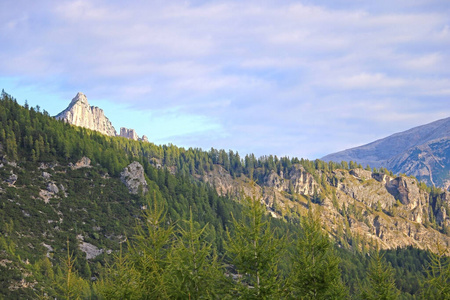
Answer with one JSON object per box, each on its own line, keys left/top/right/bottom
{"left": 359, "top": 249, "right": 399, "bottom": 300}
{"left": 422, "top": 242, "right": 450, "bottom": 299}
{"left": 287, "top": 207, "right": 348, "bottom": 299}
{"left": 54, "top": 241, "right": 91, "bottom": 300}
{"left": 226, "top": 192, "right": 286, "bottom": 299}
{"left": 167, "top": 209, "right": 226, "bottom": 299}
{"left": 128, "top": 194, "right": 175, "bottom": 299}
{"left": 95, "top": 247, "right": 142, "bottom": 300}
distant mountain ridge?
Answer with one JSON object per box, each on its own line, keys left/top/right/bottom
{"left": 322, "top": 117, "right": 450, "bottom": 188}
{"left": 55, "top": 92, "right": 148, "bottom": 142}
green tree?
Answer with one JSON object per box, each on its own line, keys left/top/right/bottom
{"left": 167, "top": 210, "right": 226, "bottom": 299}
{"left": 287, "top": 208, "right": 348, "bottom": 299}
{"left": 422, "top": 242, "right": 450, "bottom": 299}
{"left": 359, "top": 249, "right": 399, "bottom": 300}
{"left": 128, "top": 195, "right": 175, "bottom": 299}
{"left": 54, "top": 241, "right": 91, "bottom": 300}
{"left": 226, "top": 192, "right": 286, "bottom": 299}
{"left": 95, "top": 247, "right": 142, "bottom": 300}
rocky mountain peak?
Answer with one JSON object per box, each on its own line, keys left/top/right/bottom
{"left": 69, "top": 92, "right": 89, "bottom": 107}
{"left": 56, "top": 92, "right": 117, "bottom": 136}
{"left": 55, "top": 93, "right": 150, "bottom": 142}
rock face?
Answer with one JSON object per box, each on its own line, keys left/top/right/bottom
{"left": 200, "top": 163, "right": 450, "bottom": 252}
{"left": 56, "top": 92, "right": 150, "bottom": 143}
{"left": 120, "top": 161, "right": 148, "bottom": 194}
{"left": 119, "top": 127, "right": 139, "bottom": 140}
{"left": 322, "top": 117, "right": 450, "bottom": 188}
{"left": 55, "top": 92, "right": 117, "bottom": 136}
{"left": 265, "top": 165, "right": 318, "bottom": 196}
{"left": 71, "top": 156, "right": 91, "bottom": 169}
{"left": 47, "top": 183, "right": 59, "bottom": 194}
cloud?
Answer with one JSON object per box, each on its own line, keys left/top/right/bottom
{"left": 1, "top": 0, "right": 449, "bottom": 159}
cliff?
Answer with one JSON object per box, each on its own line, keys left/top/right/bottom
{"left": 55, "top": 93, "right": 148, "bottom": 142}
{"left": 55, "top": 92, "right": 117, "bottom": 136}
{"left": 197, "top": 163, "right": 450, "bottom": 253}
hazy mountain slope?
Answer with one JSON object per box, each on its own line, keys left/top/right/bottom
{"left": 322, "top": 117, "right": 450, "bottom": 188}
{"left": 388, "top": 137, "right": 450, "bottom": 187}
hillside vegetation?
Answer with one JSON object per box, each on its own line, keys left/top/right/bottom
{"left": 1, "top": 91, "right": 449, "bottom": 299}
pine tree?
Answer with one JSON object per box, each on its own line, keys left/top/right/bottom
{"left": 54, "top": 241, "right": 91, "bottom": 299}
{"left": 95, "top": 247, "right": 142, "bottom": 300}
{"left": 226, "top": 192, "right": 286, "bottom": 299}
{"left": 359, "top": 249, "right": 399, "bottom": 300}
{"left": 167, "top": 209, "right": 226, "bottom": 299}
{"left": 128, "top": 194, "right": 174, "bottom": 299}
{"left": 422, "top": 242, "right": 450, "bottom": 299}
{"left": 287, "top": 207, "right": 348, "bottom": 299}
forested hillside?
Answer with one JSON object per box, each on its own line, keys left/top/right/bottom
{"left": 1, "top": 90, "right": 449, "bottom": 299}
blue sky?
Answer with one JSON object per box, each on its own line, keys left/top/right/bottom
{"left": 1, "top": 0, "right": 449, "bottom": 159}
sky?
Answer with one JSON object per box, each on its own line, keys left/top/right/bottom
{"left": 1, "top": 0, "right": 449, "bottom": 160}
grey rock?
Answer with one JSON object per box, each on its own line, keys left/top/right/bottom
{"left": 79, "top": 242, "right": 103, "bottom": 260}
{"left": 42, "top": 171, "right": 51, "bottom": 179}
{"left": 55, "top": 92, "right": 117, "bottom": 136}
{"left": 119, "top": 127, "right": 139, "bottom": 140}
{"left": 436, "top": 206, "right": 447, "bottom": 226}
{"left": 47, "top": 182, "right": 59, "bottom": 194}
{"left": 72, "top": 156, "right": 91, "bottom": 169}
{"left": 349, "top": 168, "right": 372, "bottom": 180}
{"left": 120, "top": 161, "right": 148, "bottom": 195}
{"left": 265, "top": 165, "right": 318, "bottom": 196}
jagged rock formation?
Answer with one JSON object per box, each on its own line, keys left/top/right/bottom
{"left": 200, "top": 163, "right": 450, "bottom": 252}
{"left": 120, "top": 161, "right": 148, "bottom": 194}
{"left": 55, "top": 92, "right": 117, "bottom": 136}
{"left": 322, "top": 117, "right": 450, "bottom": 188}
{"left": 119, "top": 127, "right": 139, "bottom": 140}
{"left": 265, "top": 165, "right": 319, "bottom": 195}
{"left": 118, "top": 127, "right": 149, "bottom": 142}
{"left": 56, "top": 92, "right": 150, "bottom": 143}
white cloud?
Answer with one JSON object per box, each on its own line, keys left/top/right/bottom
{"left": 1, "top": 0, "right": 449, "bottom": 158}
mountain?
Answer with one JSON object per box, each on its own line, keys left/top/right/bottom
{"left": 322, "top": 117, "right": 450, "bottom": 188}
{"left": 55, "top": 92, "right": 117, "bottom": 136}
{"left": 55, "top": 92, "right": 148, "bottom": 142}
{"left": 1, "top": 91, "right": 449, "bottom": 298}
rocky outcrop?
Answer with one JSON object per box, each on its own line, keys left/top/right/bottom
{"left": 55, "top": 92, "right": 117, "bottom": 136}
{"left": 79, "top": 242, "right": 103, "bottom": 260}
{"left": 47, "top": 183, "right": 59, "bottom": 194}
{"left": 70, "top": 156, "right": 91, "bottom": 169}
{"left": 265, "top": 165, "right": 318, "bottom": 196}
{"left": 350, "top": 168, "right": 372, "bottom": 180}
{"left": 56, "top": 93, "right": 150, "bottom": 143}
{"left": 120, "top": 161, "right": 148, "bottom": 195}
{"left": 119, "top": 127, "right": 139, "bottom": 140}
